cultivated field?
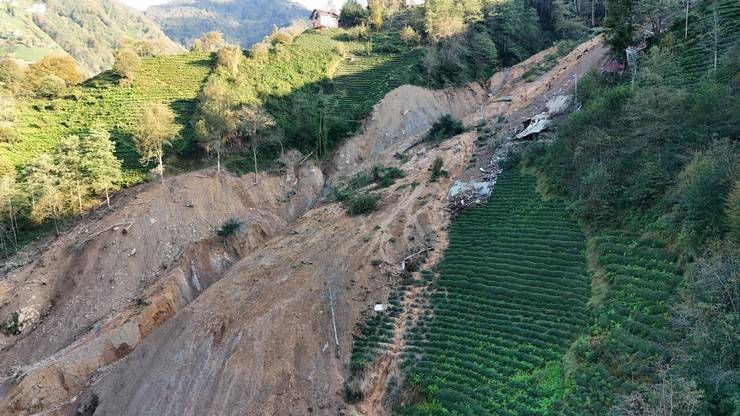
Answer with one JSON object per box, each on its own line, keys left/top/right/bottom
{"left": 399, "top": 169, "right": 590, "bottom": 414}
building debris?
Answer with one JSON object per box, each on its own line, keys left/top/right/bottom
{"left": 515, "top": 113, "right": 551, "bottom": 139}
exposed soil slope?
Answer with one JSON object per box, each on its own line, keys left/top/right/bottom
{"left": 0, "top": 165, "right": 324, "bottom": 413}
{"left": 0, "top": 36, "right": 608, "bottom": 416}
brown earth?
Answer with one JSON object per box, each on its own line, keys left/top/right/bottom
{"left": 0, "top": 36, "right": 608, "bottom": 416}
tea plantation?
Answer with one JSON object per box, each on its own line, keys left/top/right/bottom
{"left": 332, "top": 46, "right": 424, "bottom": 123}
{"left": 2, "top": 52, "right": 214, "bottom": 172}
{"left": 345, "top": 169, "right": 687, "bottom": 414}
{"left": 562, "top": 233, "right": 681, "bottom": 414}
{"left": 402, "top": 169, "right": 590, "bottom": 414}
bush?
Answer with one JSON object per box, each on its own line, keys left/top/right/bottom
{"left": 346, "top": 192, "right": 381, "bottom": 216}
{"left": 424, "top": 115, "right": 465, "bottom": 143}
{"left": 1, "top": 312, "right": 20, "bottom": 336}
{"left": 249, "top": 42, "right": 270, "bottom": 61}
{"left": 400, "top": 26, "right": 421, "bottom": 46}
{"left": 217, "top": 44, "right": 243, "bottom": 75}
{"left": 669, "top": 140, "right": 738, "bottom": 248}
{"left": 113, "top": 47, "right": 142, "bottom": 81}
{"left": 270, "top": 29, "right": 295, "bottom": 46}
{"left": 430, "top": 157, "right": 448, "bottom": 181}
{"left": 35, "top": 75, "right": 67, "bottom": 98}
{"left": 0, "top": 59, "right": 23, "bottom": 90}
{"left": 217, "top": 218, "right": 242, "bottom": 237}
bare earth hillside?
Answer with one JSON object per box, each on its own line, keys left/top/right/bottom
{"left": 0, "top": 37, "right": 607, "bottom": 416}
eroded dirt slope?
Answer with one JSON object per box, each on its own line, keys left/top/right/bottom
{"left": 0, "top": 36, "right": 608, "bottom": 416}
{"left": 0, "top": 164, "right": 324, "bottom": 414}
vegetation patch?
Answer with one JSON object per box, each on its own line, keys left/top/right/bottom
{"left": 217, "top": 218, "right": 242, "bottom": 237}
{"left": 398, "top": 169, "right": 589, "bottom": 413}
{"left": 1, "top": 312, "right": 20, "bottom": 336}
{"left": 428, "top": 157, "right": 448, "bottom": 182}
{"left": 423, "top": 115, "right": 465, "bottom": 144}
{"left": 345, "top": 192, "right": 381, "bottom": 216}
{"left": 562, "top": 233, "right": 682, "bottom": 414}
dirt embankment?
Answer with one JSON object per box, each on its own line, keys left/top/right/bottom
{"left": 0, "top": 164, "right": 324, "bottom": 414}
{"left": 0, "top": 36, "right": 608, "bottom": 416}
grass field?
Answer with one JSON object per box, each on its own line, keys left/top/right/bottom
{"left": 2, "top": 52, "right": 214, "bottom": 175}
{"left": 397, "top": 169, "right": 590, "bottom": 414}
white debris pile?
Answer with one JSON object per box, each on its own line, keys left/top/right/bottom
{"left": 515, "top": 95, "right": 572, "bottom": 139}
{"left": 448, "top": 178, "right": 497, "bottom": 214}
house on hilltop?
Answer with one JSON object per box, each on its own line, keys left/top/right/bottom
{"left": 310, "top": 10, "right": 339, "bottom": 30}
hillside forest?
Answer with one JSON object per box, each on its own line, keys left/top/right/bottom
{"left": 1, "top": 0, "right": 181, "bottom": 74}
{"left": 0, "top": 0, "right": 738, "bottom": 414}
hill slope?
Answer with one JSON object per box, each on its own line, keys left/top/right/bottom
{"left": 0, "top": 0, "right": 181, "bottom": 74}
{"left": 2, "top": 52, "right": 214, "bottom": 175}
{"left": 145, "top": 0, "right": 310, "bottom": 48}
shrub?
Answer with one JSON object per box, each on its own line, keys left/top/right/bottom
{"left": 270, "top": 28, "right": 295, "bottom": 46}
{"left": 249, "top": 42, "right": 270, "bottom": 61}
{"left": 424, "top": 115, "right": 465, "bottom": 143}
{"left": 669, "top": 141, "right": 738, "bottom": 248}
{"left": 430, "top": 157, "right": 448, "bottom": 181}
{"left": 217, "top": 218, "right": 242, "bottom": 237}
{"left": 0, "top": 59, "right": 23, "bottom": 89}
{"left": 400, "top": 26, "right": 421, "bottom": 46}
{"left": 113, "top": 47, "right": 142, "bottom": 81}
{"left": 346, "top": 192, "right": 381, "bottom": 216}
{"left": 346, "top": 24, "right": 370, "bottom": 41}
{"left": 1, "top": 312, "right": 20, "bottom": 336}
{"left": 217, "top": 44, "right": 243, "bottom": 75}
{"left": 35, "top": 75, "right": 67, "bottom": 98}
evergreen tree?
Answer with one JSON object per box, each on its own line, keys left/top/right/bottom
{"left": 134, "top": 103, "right": 181, "bottom": 183}
{"left": 340, "top": 0, "right": 368, "bottom": 27}
{"left": 604, "top": 0, "right": 638, "bottom": 56}
{"left": 81, "top": 127, "right": 122, "bottom": 209}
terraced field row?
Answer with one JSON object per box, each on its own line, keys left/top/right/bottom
{"left": 401, "top": 169, "right": 590, "bottom": 415}
{"left": 675, "top": 0, "right": 739, "bottom": 79}
{"left": 562, "top": 233, "right": 682, "bottom": 415}
{"left": 5, "top": 52, "right": 214, "bottom": 170}
{"left": 332, "top": 48, "right": 423, "bottom": 123}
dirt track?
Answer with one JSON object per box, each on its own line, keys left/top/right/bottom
{"left": 0, "top": 37, "right": 607, "bottom": 416}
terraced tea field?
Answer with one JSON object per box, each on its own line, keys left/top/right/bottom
{"left": 673, "top": 0, "right": 739, "bottom": 80}
{"left": 332, "top": 47, "right": 424, "bottom": 123}
{"left": 401, "top": 170, "right": 590, "bottom": 414}
{"left": 562, "top": 233, "right": 681, "bottom": 415}
{"left": 3, "top": 52, "right": 214, "bottom": 171}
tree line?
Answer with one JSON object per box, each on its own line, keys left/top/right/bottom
{"left": 0, "top": 127, "right": 121, "bottom": 252}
